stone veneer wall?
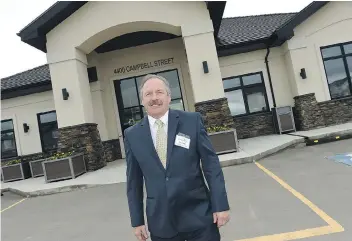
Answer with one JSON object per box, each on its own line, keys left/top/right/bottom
{"left": 57, "top": 123, "right": 106, "bottom": 171}
{"left": 194, "top": 97, "right": 235, "bottom": 129}
{"left": 102, "top": 139, "right": 122, "bottom": 162}
{"left": 293, "top": 93, "right": 326, "bottom": 131}
{"left": 318, "top": 96, "right": 352, "bottom": 126}
{"left": 233, "top": 112, "right": 275, "bottom": 139}
{"left": 294, "top": 93, "right": 352, "bottom": 130}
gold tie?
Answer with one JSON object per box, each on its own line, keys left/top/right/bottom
{"left": 155, "top": 119, "right": 167, "bottom": 168}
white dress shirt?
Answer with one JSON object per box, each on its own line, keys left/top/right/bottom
{"left": 148, "top": 110, "right": 169, "bottom": 148}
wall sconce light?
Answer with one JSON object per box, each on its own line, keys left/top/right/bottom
{"left": 23, "top": 123, "right": 30, "bottom": 133}
{"left": 62, "top": 88, "right": 69, "bottom": 100}
{"left": 202, "top": 61, "right": 209, "bottom": 74}
{"left": 300, "top": 68, "right": 307, "bottom": 79}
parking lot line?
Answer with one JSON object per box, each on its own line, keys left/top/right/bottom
{"left": 234, "top": 162, "right": 344, "bottom": 241}
{"left": 1, "top": 198, "right": 27, "bottom": 213}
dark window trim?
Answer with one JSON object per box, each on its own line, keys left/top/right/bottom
{"left": 223, "top": 71, "right": 270, "bottom": 117}
{"left": 1, "top": 119, "right": 18, "bottom": 159}
{"left": 37, "top": 110, "right": 58, "bottom": 153}
{"left": 320, "top": 40, "right": 352, "bottom": 51}
{"left": 114, "top": 68, "right": 185, "bottom": 134}
{"left": 320, "top": 41, "right": 352, "bottom": 100}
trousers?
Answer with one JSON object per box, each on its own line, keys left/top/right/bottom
{"left": 150, "top": 223, "right": 221, "bottom": 241}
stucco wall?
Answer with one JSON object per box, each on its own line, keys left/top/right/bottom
{"left": 1, "top": 91, "right": 55, "bottom": 156}
{"left": 285, "top": 1, "right": 352, "bottom": 102}
{"left": 219, "top": 46, "right": 294, "bottom": 108}
{"left": 1, "top": 83, "right": 113, "bottom": 156}
{"left": 45, "top": 1, "right": 213, "bottom": 62}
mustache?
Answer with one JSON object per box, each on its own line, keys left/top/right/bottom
{"left": 148, "top": 99, "right": 163, "bottom": 106}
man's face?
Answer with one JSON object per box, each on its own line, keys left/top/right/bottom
{"left": 141, "top": 77, "right": 171, "bottom": 119}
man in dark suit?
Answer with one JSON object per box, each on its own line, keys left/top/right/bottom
{"left": 124, "top": 74, "right": 230, "bottom": 241}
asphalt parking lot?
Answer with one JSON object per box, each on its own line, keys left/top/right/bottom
{"left": 2, "top": 139, "right": 351, "bottom": 241}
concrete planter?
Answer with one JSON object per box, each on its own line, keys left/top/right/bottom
{"left": 42, "top": 153, "right": 86, "bottom": 183}
{"left": 1, "top": 162, "right": 31, "bottom": 182}
{"left": 208, "top": 129, "right": 238, "bottom": 155}
{"left": 29, "top": 158, "right": 47, "bottom": 178}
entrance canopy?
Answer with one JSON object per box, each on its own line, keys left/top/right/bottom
{"left": 17, "top": 1, "right": 226, "bottom": 53}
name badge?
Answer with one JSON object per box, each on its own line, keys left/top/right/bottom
{"left": 175, "top": 133, "right": 190, "bottom": 149}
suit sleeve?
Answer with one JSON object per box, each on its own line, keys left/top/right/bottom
{"left": 124, "top": 131, "right": 145, "bottom": 227}
{"left": 196, "top": 113, "right": 230, "bottom": 212}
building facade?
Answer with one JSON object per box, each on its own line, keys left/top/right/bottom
{"left": 1, "top": 1, "right": 352, "bottom": 170}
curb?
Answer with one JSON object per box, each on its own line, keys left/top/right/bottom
{"left": 220, "top": 137, "right": 305, "bottom": 167}
{"left": 3, "top": 139, "right": 305, "bottom": 198}
{"left": 288, "top": 129, "right": 352, "bottom": 146}
{"left": 2, "top": 130, "right": 350, "bottom": 198}
{"left": 305, "top": 132, "right": 352, "bottom": 146}
{"left": 1, "top": 184, "right": 103, "bottom": 198}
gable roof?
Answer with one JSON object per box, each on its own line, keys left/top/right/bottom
{"left": 217, "top": 1, "right": 328, "bottom": 56}
{"left": 1, "top": 65, "right": 52, "bottom": 99}
{"left": 17, "top": 1, "right": 226, "bottom": 53}
{"left": 1, "top": 65, "right": 50, "bottom": 91}
{"left": 3, "top": 1, "right": 329, "bottom": 99}
{"left": 217, "top": 13, "right": 296, "bottom": 47}
{"left": 1, "top": 64, "right": 97, "bottom": 100}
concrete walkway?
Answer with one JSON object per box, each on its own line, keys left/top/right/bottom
{"left": 2, "top": 122, "right": 351, "bottom": 197}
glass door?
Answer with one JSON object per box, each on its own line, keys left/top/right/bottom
{"left": 114, "top": 69, "right": 185, "bottom": 135}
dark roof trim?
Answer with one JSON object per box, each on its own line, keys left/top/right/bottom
{"left": 1, "top": 66, "right": 98, "bottom": 100}
{"left": 217, "top": 1, "right": 329, "bottom": 56}
{"left": 274, "top": 1, "right": 329, "bottom": 41}
{"left": 206, "top": 1, "right": 226, "bottom": 36}
{"left": 17, "top": 1, "right": 225, "bottom": 53}
{"left": 17, "top": 1, "right": 88, "bottom": 52}
{"left": 1, "top": 82, "right": 52, "bottom": 100}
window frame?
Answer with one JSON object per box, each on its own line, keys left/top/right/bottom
{"left": 37, "top": 110, "right": 59, "bottom": 153}
{"left": 115, "top": 68, "right": 185, "bottom": 129}
{"left": 320, "top": 41, "right": 352, "bottom": 100}
{"left": 222, "top": 71, "right": 270, "bottom": 117}
{"left": 1, "top": 119, "right": 18, "bottom": 159}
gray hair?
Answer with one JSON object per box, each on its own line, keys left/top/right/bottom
{"left": 139, "top": 74, "right": 172, "bottom": 100}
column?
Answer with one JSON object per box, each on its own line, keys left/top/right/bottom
{"left": 48, "top": 49, "right": 106, "bottom": 171}
{"left": 183, "top": 32, "right": 234, "bottom": 129}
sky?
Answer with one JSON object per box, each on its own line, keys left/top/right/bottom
{"left": 0, "top": 0, "right": 312, "bottom": 79}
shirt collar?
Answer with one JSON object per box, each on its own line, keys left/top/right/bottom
{"left": 148, "top": 110, "right": 169, "bottom": 128}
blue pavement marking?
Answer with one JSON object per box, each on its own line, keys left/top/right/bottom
{"left": 326, "top": 153, "right": 352, "bottom": 166}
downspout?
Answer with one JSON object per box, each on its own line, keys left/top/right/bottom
{"left": 265, "top": 44, "right": 277, "bottom": 108}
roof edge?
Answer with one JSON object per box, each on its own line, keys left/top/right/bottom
{"left": 17, "top": 1, "right": 88, "bottom": 52}
{"left": 217, "top": 1, "right": 329, "bottom": 56}
{"left": 274, "top": 1, "right": 329, "bottom": 40}
{"left": 207, "top": 1, "right": 227, "bottom": 36}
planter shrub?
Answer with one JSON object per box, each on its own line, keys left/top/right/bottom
{"left": 207, "top": 126, "right": 238, "bottom": 155}
{"left": 29, "top": 158, "right": 47, "bottom": 178}
{"left": 42, "top": 152, "right": 86, "bottom": 183}
{"left": 1, "top": 158, "right": 31, "bottom": 182}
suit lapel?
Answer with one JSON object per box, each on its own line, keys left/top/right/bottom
{"left": 166, "top": 109, "right": 179, "bottom": 170}
{"left": 139, "top": 117, "right": 166, "bottom": 172}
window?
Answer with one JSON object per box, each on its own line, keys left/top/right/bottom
{"left": 321, "top": 41, "right": 352, "bottom": 99}
{"left": 37, "top": 111, "right": 59, "bottom": 152}
{"left": 115, "top": 69, "right": 185, "bottom": 133}
{"left": 1, "top": 119, "right": 18, "bottom": 159}
{"left": 222, "top": 72, "right": 269, "bottom": 116}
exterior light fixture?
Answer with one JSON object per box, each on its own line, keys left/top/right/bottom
{"left": 202, "top": 61, "right": 209, "bottom": 74}
{"left": 300, "top": 68, "right": 307, "bottom": 79}
{"left": 62, "top": 88, "right": 69, "bottom": 100}
{"left": 23, "top": 123, "right": 30, "bottom": 133}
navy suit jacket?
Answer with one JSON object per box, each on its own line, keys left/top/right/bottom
{"left": 124, "top": 109, "right": 230, "bottom": 238}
